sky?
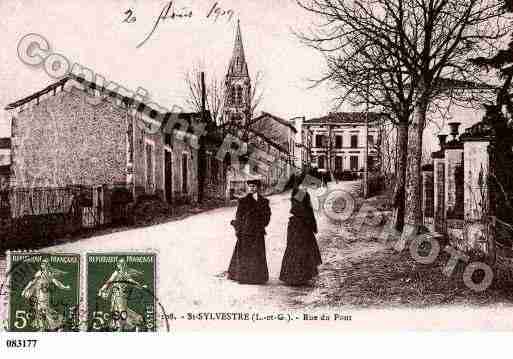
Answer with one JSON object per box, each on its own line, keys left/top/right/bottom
{"left": 0, "top": 0, "right": 486, "bottom": 153}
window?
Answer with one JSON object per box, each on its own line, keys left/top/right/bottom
{"left": 315, "top": 135, "right": 322, "bottom": 147}
{"left": 145, "top": 142, "right": 154, "bottom": 193}
{"left": 315, "top": 134, "right": 326, "bottom": 148}
{"left": 368, "top": 135, "right": 374, "bottom": 147}
{"left": 350, "top": 156, "right": 359, "bottom": 171}
{"left": 10, "top": 116, "right": 16, "bottom": 137}
{"left": 335, "top": 135, "right": 343, "bottom": 149}
{"left": 318, "top": 155, "right": 326, "bottom": 169}
{"left": 350, "top": 135, "right": 358, "bottom": 148}
{"left": 335, "top": 156, "right": 343, "bottom": 171}
{"left": 235, "top": 85, "right": 243, "bottom": 106}
{"left": 127, "top": 119, "right": 134, "bottom": 164}
{"left": 182, "top": 153, "right": 188, "bottom": 194}
{"left": 229, "top": 85, "right": 236, "bottom": 105}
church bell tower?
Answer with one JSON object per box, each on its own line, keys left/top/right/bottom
{"left": 223, "top": 20, "right": 252, "bottom": 128}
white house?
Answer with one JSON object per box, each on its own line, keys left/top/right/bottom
{"left": 303, "top": 112, "right": 387, "bottom": 174}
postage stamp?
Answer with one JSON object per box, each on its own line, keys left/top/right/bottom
{"left": 86, "top": 253, "right": 157, "bottom": 332}
{"left": 6, "top": 252, "right": 80, "bottom": 332}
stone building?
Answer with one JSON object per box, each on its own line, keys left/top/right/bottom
{"left": 303, "top": 112, "right": 386, "bottom": 176}
{"left": 5, "top": 75, "right": 199, "bottom": 204}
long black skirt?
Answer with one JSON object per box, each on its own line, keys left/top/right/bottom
{"left": 279, "top": 216, "right": 322, "bottom": 285}
{"left": 228, "top": 233, "right": 269, "bottom": 284}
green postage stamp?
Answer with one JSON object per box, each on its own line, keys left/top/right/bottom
{"left": 7, "top": 252, "right": 80, "bottom": 332}
{"left": 86, "top": 253, "right": 157, "bottom": 332}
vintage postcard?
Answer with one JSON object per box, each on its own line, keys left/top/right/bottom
{"left": 1, "top": 0, "right": 513, "bottom": 344}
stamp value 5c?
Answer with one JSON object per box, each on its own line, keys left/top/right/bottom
{"left": 8, "top": 252, "right": 80, "bottom": 332}
{"left": 86, "top": 253, "right": 157, "bottom": 332}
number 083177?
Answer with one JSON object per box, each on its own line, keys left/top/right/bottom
{"left": 5, "top": 339, "right": 38, "bottom": 348}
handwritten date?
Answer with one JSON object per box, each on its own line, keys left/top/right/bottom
{"left": 125, "top": 1, "right": 236, "bottom": 48}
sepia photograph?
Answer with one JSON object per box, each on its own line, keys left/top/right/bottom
{"left": 1, "top": 0, "right": 513, "bottom": 349}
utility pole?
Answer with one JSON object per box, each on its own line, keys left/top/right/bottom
{"left": 198, "top": 72, "right": 206, "bottom": 203}
{"left": 363, "top": 75, "right": 369, "bottom": 198}
{"left": 328, "top": 124, "right": 332, "bottom": 183}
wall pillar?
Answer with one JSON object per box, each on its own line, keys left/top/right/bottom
{"left": 462, "top": 139, "right": 491, "bottom": 251}
{"left": 433, "top": 155, "right": 446, "bottom": 235}
{"left": 444, "top": 144, "right": 464, "bottom": 247}
{"left": 421, "top": 164, "right": 434, "bottom": 232}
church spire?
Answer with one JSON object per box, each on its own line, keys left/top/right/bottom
{"left": 227, "top": 20, "right": 249, "bottom": 77}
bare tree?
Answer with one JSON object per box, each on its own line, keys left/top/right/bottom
{"left": 184, "top": 63, "right": 225, "bottom": 121}
{"left": 297, "top": 0, "right": 508, "bottom": 237}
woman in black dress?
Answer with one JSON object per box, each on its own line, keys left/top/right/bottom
{"left": 228, "top": 179, "right": 271, "bottom": 284}
{"left": 279, "top": 178, "right": 322, "bottom": 286}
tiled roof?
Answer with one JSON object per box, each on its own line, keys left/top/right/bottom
{"left": 5, "top": 74, "right": 162, "bottom": 113}
{"left": 5, "top": 77, "right": 70, "bottom": 110}
{"left": 304, "top": 112, "right": 387, "bottom": 125}
{"left": 435, "top": 78, "right": 496, "bottom": 90}
{"left": 251, "top": 112, "right": 297, "bottom": 132}
{"left": 5, "top": 75, "right": 213, "bottom": 126}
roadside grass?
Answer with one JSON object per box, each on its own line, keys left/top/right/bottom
{"left": 300, "top": 188, "right": 513, "bottom": 309}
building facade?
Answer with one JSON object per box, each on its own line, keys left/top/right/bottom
{"left": 5, "top": 75, "right": 199, "bottom": 204}
{"left": 290, "top": 116, "right": 312, "bottom": 169}
{"left": 303, "top": 112, "right": 386, "bottom": 177}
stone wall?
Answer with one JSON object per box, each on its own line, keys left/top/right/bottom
{"left": 425, "top": 131, "right": 494, "bottom": 253}
{"left": 10, "top": 88, "right": 128, "bottom": 188}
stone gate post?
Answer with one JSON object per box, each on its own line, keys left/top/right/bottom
{"left": 422, "top": 164, "right": 434, "bottom": 232}
{"left": 433, "top": 135, "right": 447, "bottom": 235}
{"left": 461, "top": 133, "right": 491, "bottom": 251}
{"left": 444, "top": 123, "right": 465, "bottom": 248}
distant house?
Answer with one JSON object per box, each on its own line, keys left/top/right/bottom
{"left": 303, "top": 112, "right": 388, "bottom": 176}
{"left": 249, "top": 112, "right": 297, "bottom": 153}
{"left": 4, "top": 75, "right": 199, "bottom": 204}
{"left": 290, "top": 116, "right": 312, "bottom": 169}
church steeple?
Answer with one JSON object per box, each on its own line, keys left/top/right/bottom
{"left": 227, "top": 20, "right": 249, "bottom": 78}
{"left": 224, "top": 20, "right": 252, "bottom": 127}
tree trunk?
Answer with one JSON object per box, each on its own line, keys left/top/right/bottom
{"left": 392, "top": 121, "right": 408, "bottom": 232}
{"left": 400, "top": 93, "right": 429, "bottom": 246}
